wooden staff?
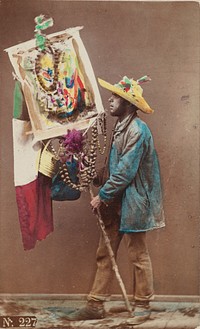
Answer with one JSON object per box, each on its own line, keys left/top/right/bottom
{"left": 89, "top": 186, "right": 132, "bottom": 315}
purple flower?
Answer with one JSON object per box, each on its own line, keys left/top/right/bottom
{"left": 62, "top": 129, "right": 85, "bottom": 154}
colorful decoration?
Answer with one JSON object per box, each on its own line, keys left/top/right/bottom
{"left": 34, "top": 39, "right": 93, "bottom": 123}
{"left": 137, "top": 75, "right": 151, "bottom": 85}
{"left": 62, "top": 130, "right": 85, "bottom": 156}
{"left": 58, "top": 124, "right": 98, "bottom": 191}
{"left": 98, "top": 76, "right": 154, "bottom": 114}
{"left": 5, "top": 17, "right": 104, "bottom": 142}
{"left": 7, "top": 16, "right": 107, "bottom": 250}
{"left": 33, "top": 16, "right": 95, "bottom": 124}
{"left": 48, "top": 113, "right": 107, "bottom": 192}
{"left": 34, "top": 15, "right": 54, "bottom": 51}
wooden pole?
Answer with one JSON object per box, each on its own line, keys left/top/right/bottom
{"left": 89, "top": 186, "right": 132, "bottom": 315}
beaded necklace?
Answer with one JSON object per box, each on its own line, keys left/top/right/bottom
{"left": 35, "top": 44, "right": 61, "bottom": 93}
{"left": 48, "top": 116, "right": 107, "bottom": 192}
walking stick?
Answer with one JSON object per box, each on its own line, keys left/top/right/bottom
{"left": 89, "top": 185, "right": 132, "bottom": 315}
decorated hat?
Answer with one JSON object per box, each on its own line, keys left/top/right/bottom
{"left": 98, "top": 75, "right": 154, "bottom": 114}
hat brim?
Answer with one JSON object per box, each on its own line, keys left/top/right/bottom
{"left": 98, "top": 78, "right": 154, "bottom": 114}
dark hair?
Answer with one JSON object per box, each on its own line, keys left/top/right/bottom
{"left": 123, "top": 98, "right": 138, "bottom": 111}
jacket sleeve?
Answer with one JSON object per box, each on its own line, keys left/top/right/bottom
{"left": 99, "top": 129, "right": 145, "bottom": 203}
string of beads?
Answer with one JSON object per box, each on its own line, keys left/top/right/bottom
{"left": 58, "top": 124, "right": 98, "bottom": 191}
{"left": 45, "top": 115, "right": 107, "bottom": 191}
{"left": 35, "top": 44, "right": 61, "bottom": 93}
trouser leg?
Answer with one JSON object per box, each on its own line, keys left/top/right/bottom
{"left": 125, "top": 232, "right": 154, "bottom": 303}
{"left": 65, "top": 203, "right": 123, "bottom": 321}
{"left": 88, "top": 203, "right": 123, "bottom": 301}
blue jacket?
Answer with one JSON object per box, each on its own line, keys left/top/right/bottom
{"left": 99, "top": 115, "right": 165, "bottom": 232}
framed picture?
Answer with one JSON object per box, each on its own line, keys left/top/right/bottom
{"left": 5, "top": 24, "right": 104, "bottom": 142}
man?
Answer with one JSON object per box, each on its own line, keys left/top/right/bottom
{"left": 66, "top": 76, "right": 165, "bottom": 325}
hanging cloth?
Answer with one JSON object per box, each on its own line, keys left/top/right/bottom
{"left": 13, "top": 81, "right": 53, "bottom": 250}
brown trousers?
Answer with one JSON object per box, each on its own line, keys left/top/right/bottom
{"left": 88, "top": 202, "right": 154, "bottom": 302}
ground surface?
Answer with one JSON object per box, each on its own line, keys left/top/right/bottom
{"left": 0, "top": 298, "right": 199, "bottom": 329}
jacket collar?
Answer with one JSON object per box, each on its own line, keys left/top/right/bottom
{"left": 113, "top": 112, "right": 138, "bottom": 139}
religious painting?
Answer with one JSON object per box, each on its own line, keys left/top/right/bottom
{"left": 5, "top": 15, "right": 104, "bottom": 142}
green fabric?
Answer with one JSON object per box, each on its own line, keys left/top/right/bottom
{"left": 35, "top": 33, "right": 46, "bottom": 50}
{"left": 13, "top": 81, "right": 29, "bottom": 120}
{"left": 35, "top": 15, "right": 53, "bottom": 50}
{"left": 35, "top": 16, "right": 53, "bottom": 31}
{"left": 13, "top": 81, "right": 23, "bottom": 119}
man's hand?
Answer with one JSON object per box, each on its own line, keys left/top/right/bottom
{"left": 90, "top": 195, "right": 102, "bottom": 212}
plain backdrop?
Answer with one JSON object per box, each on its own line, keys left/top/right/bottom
{"left": 0, "top": 0, "right": 199, "bottom": 297}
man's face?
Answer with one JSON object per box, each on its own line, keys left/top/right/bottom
{"left": 108, "top": 93, "right": 125, "bottom": 117}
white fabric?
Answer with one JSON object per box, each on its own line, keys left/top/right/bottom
{"left": 12, "top": 119, "right": 42, "bottom": 186}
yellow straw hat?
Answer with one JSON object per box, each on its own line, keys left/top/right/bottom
{"left": 98, "top": 75, "right": 154, "bottom": 114}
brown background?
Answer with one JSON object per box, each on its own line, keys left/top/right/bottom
{"left": 0, "top": 1, "right": 199, "bottom": 297}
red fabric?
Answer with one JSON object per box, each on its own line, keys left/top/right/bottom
{"left": 15, "top": 173, "right": 53, "bottom": 250}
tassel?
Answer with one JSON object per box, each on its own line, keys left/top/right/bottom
{"left": 34, "top": 15, "right": 54, "bottom": 51}
{"left": 34, "top": 15, "right": 54, "bottom": 31}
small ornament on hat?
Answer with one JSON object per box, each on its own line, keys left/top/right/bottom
{"left": 137, "top": 75, "right": 151, "bottom": 85}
